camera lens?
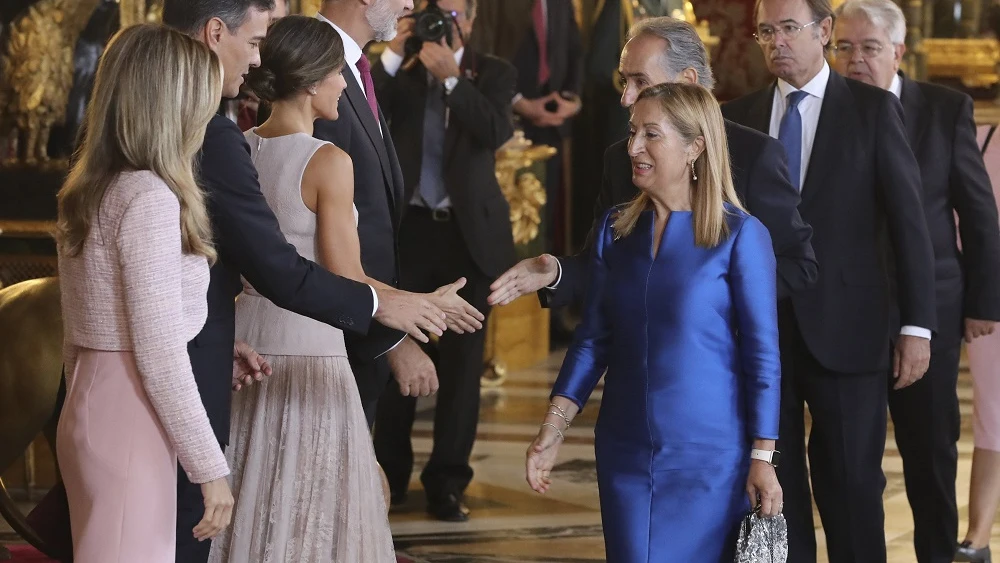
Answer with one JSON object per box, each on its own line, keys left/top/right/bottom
{"left": 414, "top": 11, "right": 448, "bottom": 42}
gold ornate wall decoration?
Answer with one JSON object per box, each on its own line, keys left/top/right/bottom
{"left": 920, "top": 38, "right": 1000, "bottom": 89}
{"left": 0, "top": 0, "right": 104, "bottom": 166}
{"left": 494, "top": 131, "right": 556, "bottom": 245}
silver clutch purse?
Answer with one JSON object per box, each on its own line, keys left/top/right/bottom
{"left": 734, "top": 511, "right": 788, "bottom": 563}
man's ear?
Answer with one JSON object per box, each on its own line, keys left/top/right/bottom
{"left": 203, "top": 16, "right": 227, "bottom": 49}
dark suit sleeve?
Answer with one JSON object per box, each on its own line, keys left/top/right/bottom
{"left": 950, "top": 95, "right": 1000, "bottom": 321}
{"left": 541, "top": 145, "right": 619, "bottom": 308}
{"left": 876, "top": 95, "right": 937, "bottom": 332}
{"left": 445, "top": 60, "right": 516, "bottom": 149}
{"left": 746, "top": 136, "right": 818, "bottom": 299}
{"left": 202, "top": 118, "right": 374, "bottom": 335}
{"left": 372, "top": 59, "right": 401, "bottom": 123}
{"left": 562, "top": 3, "right": 584, "bottom": 96}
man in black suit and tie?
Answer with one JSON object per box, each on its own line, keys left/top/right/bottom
{"left": 315, "top": 0, "right": 476, "bottom": 427}
{"left": 722, "top": 0, "right": 938, "bottom": 560}
{"left": 832, "top": 2, "right": 1000, "bottom": 561}
{"left": 472, "top": 0, "right": 583, "bottom": 251}
{"left": 488, "top": 17, "right": 817, "bottom": 314}
{"left": 160, "top": 1, "right": 462, "bottom": 560}
{"left": 369, "top": 0, "right": 517, "bottom": 521}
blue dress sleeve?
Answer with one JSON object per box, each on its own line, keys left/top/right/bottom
{"left": 731, "top": 217, "right": 781, "bottom": 440}
{"left": 550, "top": 210, "right": 615, "bottom": 410}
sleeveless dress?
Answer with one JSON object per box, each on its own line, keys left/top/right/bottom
{"left": 207, "top": 131, "right": 395, "bottom": 563}
{"left": 551, "top": 206, "right": 781, "bottom": 562}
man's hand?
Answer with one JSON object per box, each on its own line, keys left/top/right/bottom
{"left": 429, "top": 277, "right": 485, "bottom": 333}
{"left": 387, "top": 337, "right": 439, "bottom": 397}
{"left": 373, "top": 287, "right": 448, "bottom": 343}
{"left": 387, "top": 17, "right": 414, "bottom": 57}
{"left": 419, "top": 38, "right": 461, "bottom": 82}
{"left": 965, "top": 318, "right": 997, "bottom": 343}
{"left": 893, "top": 334, "right": 931, "bottom": 390}
{"left": 551, "top": 93, "right": 581, "bottom": 120}
{"left": 488, "top": 254, "right": 560, "bottom": 306}
{"left": 514, "top": 94, "right": 565, "bottom": 128}
{"left": 232, "top": 340, "right": 272, "bottom": 392}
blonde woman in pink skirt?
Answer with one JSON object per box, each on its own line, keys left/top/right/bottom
{"left": 957, "top": 128, "right": 1000, "bottom": 563}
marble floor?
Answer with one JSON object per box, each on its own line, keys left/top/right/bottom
{"left": 388, "top": 349, "right": 1000, "bottom": 563}
{"left": 2, "top": 349, "right": 998, "bottom": 562}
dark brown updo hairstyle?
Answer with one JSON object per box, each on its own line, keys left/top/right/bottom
{"left": 245, "top": 14, "right": 345, "bottom": 103}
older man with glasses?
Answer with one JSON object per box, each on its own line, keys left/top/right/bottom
{"left": 832, "top": 2, "right": 1000, "bottom": 562}
{"left": 722, "top": 0, "right": 938, "bottom": 561}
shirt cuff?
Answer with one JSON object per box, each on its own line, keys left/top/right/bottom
{"left": 376, "top": 335, "right": 408, "bottom": 358}
{"left": 899, "top": 325, "right": 932, "bottom": 340}
{"left": 512, "top": 92, "right": 524, "bottom": 106}
{"left": 545, "top": 258, "right": 563, "bottom": 290}
{"left": 380, "top": 48, "right": 404, "bottom": 77}
{"left": 369, "top": 284, "right": 379, "bottom": 317}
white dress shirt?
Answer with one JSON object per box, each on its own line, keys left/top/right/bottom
{"left": 768, "top": 61, "right": 829, "bottom": 190}
{"left": 768, "top": 63, "right": 929, "bottom": 340}
{"left": 888, "top": 72, "right": 902, "bottom": 99}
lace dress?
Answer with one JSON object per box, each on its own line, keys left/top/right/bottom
{"left": 207, "top": 131, "right": 395, "bottom": 563}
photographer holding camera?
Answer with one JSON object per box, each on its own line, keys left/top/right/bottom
{"left": 371, "top": 0, "right": 518, "bottom": 522}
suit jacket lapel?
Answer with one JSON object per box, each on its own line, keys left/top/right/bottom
{"left": 799, "top": 71, "right": 848, "bottom": 205}
{"left": 344, "top": 69, "right": 396, "bottom": 204}
{"left": 899, "top": 72, "right": 927, "bottom": 151}
{"left": 746, "top": 82, "right": 776, "bottom": 136}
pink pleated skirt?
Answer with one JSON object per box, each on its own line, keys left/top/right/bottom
{"left": 56, "top": 348, "right": 178, "bottom": 563}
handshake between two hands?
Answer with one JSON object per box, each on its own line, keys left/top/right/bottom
{"left": 231, "top": 278, "right": 486, "bottom": 398}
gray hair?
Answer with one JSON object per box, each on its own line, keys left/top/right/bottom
{"left": 835, "top": 0, "right": 906, "bottom": 44}
{"left": 626, "top": 17, "right": 715, "bottom": 91}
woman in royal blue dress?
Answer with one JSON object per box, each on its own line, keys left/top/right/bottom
{"left": 525, "top": 82, "right": 784, "bottom": 562}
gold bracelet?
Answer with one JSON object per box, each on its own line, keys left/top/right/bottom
{"left": 541, "top": 422, "right": 565, "bottom": 441}
{"left": 546, "top": 409, "right": 571, "bottom": 428}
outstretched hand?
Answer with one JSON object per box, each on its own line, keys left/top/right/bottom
{"left": 488, "top": 254, "right": 560, "bottom": 307}
{"left": 430, "top": 278, "right": 485, "bottom": 334}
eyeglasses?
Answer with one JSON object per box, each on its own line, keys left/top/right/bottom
{"left": 832, "top": 41, "right": 886, "bottom": 58}
{"left": 754, "top": 20, "right": 820, "bottom": 43}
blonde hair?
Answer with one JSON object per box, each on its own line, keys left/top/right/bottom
{"left": 613, "top": 82, "right": 744, "bottom": 248}
{"left": 57, "top": 23, "right": 221, "bottom": 263}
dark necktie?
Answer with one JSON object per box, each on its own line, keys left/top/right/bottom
{"left": 533, "top": 0, "right": 550, "bottom": 85}
{"left": 778, "top": 90, "right": 809, "bottom": 191}
{"left": 418, "top": 79, "right": 447, "bottom": 209}
{"left": 355, "top": 54, "right": 380, "bottom": 123}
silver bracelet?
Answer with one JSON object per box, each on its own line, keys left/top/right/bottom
{"left": 541, "top": 422, "right": 565, "bottom": 441}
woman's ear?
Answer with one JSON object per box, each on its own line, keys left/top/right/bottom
{"left": 688, "top": 136, "right": 706, "bottom": 163}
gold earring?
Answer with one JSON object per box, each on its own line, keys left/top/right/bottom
{"left": 690, "top": 160, "right": 698, "bottom": 181}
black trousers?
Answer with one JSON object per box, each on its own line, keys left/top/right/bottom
{"left": 778, "top": 303, "right": 889, "bottom": 563}
{"left": 888, "top": 338, "right": 961, "bottom": 563}
{"left": 373, "top": 207, "right": 492, "bottom": 502}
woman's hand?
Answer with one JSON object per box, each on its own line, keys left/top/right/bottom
{"left": 746, "top": 460, "right": 782, "bottom": 518}
{"left": 525, "top": 423, "right": 563, "bottom": 494}
{"left": 430, "top": 278, "right": 486, "bottom": 334}
{"left": 194, "top": 477, "right": 234, "bottom": 541}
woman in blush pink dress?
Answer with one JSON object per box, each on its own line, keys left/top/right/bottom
{"left": 55, "top": 24, "right": 233, "bottom": 563}
{"left": 956, "top": 127, "right": 1000, "bottom": 563}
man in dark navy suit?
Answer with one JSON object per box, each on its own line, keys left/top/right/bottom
{"left": 833, "top": 2, "right": 1000, "bottom": 562}
{"left": 488, "top": 17, "right": 817, "bottom": 312}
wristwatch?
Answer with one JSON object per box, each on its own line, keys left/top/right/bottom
{"left": 750, "top": 449, "right": 780, "bottom": 467}
{"left": 443, "top": 76, "right": 459, "bottom": 94}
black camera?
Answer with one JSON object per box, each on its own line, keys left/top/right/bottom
{"left": 404, "top": 0, "right": 456, "bottom": 58}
